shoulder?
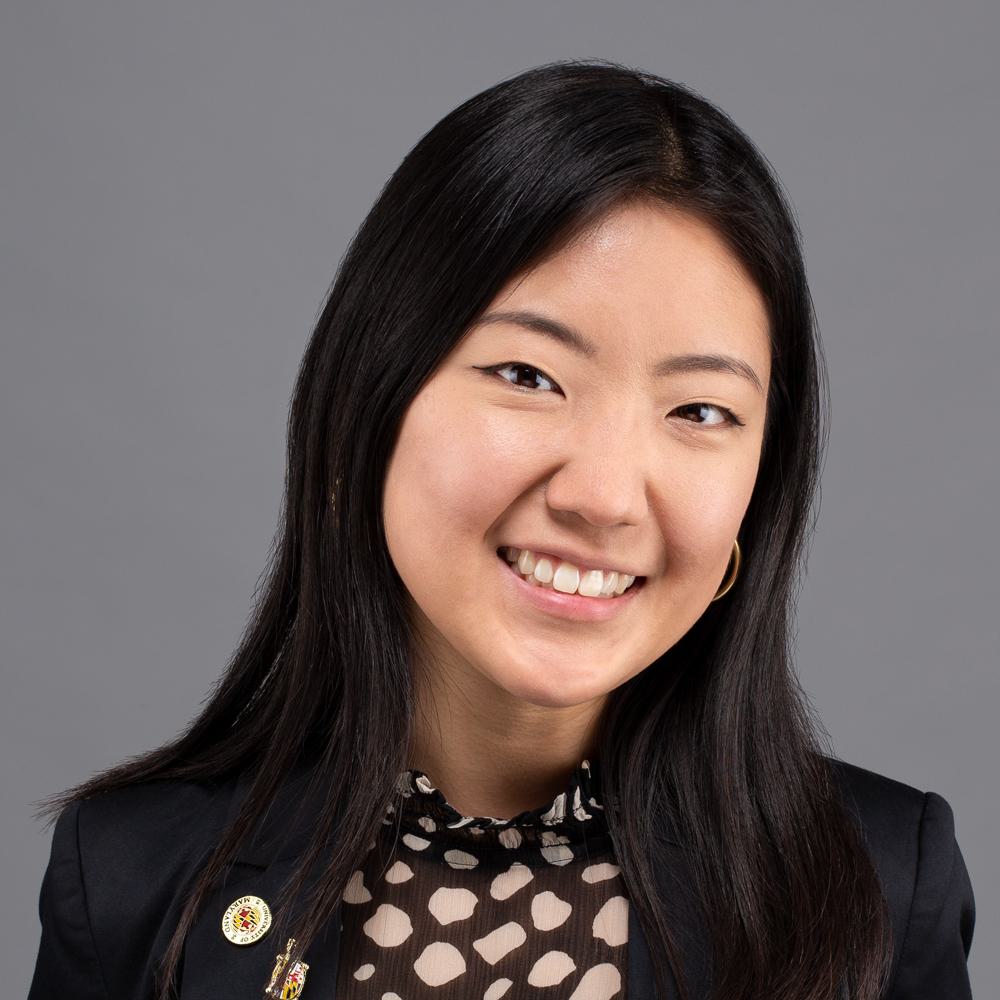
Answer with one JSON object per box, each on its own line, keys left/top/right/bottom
{"left": 823, "top": 755, "right": 976, "bottom": 999}
{"left": 823, "top": 754, "right": 963, "bottom": 895}
{"left": 29, "top": 775, "right": 241, "bottom": 1000}
{"left": 825, "top": 754, "right": 927, "bottom": 849}
{"left": 75, "top": 774, "right": 237, "bottom": 871}
{"left": 68, "top": 776, "right": 240, "bottom": 927}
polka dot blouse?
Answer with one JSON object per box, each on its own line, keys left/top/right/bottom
{"left": 336, "top": 758, "right": 630, "bottom": 998}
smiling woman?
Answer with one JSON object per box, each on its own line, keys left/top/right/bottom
{"left": 29, "top": 59, "right": 974, "bottom": 1000}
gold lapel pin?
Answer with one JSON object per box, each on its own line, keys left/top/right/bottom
{"left": 221, "top": 894, "right": 272, "bottom": 946}
{"left": 265, "top": 938, "right": 309, "bottom": 999}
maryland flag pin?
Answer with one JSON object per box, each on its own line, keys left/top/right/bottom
{"left": 221, "top": 895, "right": 272, "bottom": 946}
{"left": 265, "top": 938, "right": 309, "bottom": 999}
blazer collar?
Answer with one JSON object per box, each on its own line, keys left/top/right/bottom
{"left": 226, "top": 763, "right": 331, "bottom": 867}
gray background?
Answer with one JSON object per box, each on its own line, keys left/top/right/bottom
{"left": 2, "top": 1, "right": 996, "bottom": 994}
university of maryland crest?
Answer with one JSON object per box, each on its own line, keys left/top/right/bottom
{"left": 265, "top": 938, "right": 309, "bottom": 999}
{"left": 221, "top": 895, "right": 272, "bottom": 946}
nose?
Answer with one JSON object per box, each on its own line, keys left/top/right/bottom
{"left": 542, "top": 416, "right": 650, "bottom": 529}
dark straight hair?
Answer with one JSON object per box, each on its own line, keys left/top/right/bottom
{"left": 39, "top": 58, "right": 893, "bottom": 1000}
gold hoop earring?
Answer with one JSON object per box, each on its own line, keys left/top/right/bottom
{"left": 711, "top": 539, "right": 741, "bottom": 601}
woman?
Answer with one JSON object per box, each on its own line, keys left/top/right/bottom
{"left": 28, "top": 59, "right": 975, "bottom": 1000}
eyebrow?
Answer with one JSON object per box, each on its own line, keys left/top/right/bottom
{"left": 473, "top": 309, "right": 766, "bottom": 395}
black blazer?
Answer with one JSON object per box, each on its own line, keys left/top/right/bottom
{"left": 27, "top": 757, "right": 976, "bottom": 999}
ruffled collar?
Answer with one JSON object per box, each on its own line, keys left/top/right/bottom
{"left": 383, "top": 758, "right": 612, "bottom": 868}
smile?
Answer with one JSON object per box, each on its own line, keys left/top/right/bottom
{"left": 498, "top": 546, "right": 643, "bottom": 597}
{"left": 496, "top": 547, "right": 646, "bottom": 623}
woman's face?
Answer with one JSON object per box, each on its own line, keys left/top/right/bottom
{"left": 382, "top": 200, "right": 771, "bottom": 709}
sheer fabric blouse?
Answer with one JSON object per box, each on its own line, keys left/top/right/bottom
{"left": 336, "top": 758, "right": 630, "bottom": 999}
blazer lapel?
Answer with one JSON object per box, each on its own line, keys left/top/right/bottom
{"left": 627, "top": 835, "right": 713, "bottom": 1000}
{"left": 179, "top": 766, "right": 346, "bottom": 999}
{"left": 628, "top": 898, "right": 659, "bottom": 999}
{"left": 180, "top": 855, "right": 343, "bottom": 999}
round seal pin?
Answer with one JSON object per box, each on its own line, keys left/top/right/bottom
{"left": 221, "top": 894, "right": 272, "bottom": 946}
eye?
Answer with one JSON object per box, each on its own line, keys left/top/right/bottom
{"left": 477, "top": 361, "right": 561, "bottom": 394}
{"left": 671, "top": 402, "right": 744, "bottom": 428}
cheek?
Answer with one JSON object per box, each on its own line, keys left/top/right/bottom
{"left": 382, "top": 392, "right": 508, "bottom": 565}
{"left": 657, "top": 457, "right": 757, "bottom": 575}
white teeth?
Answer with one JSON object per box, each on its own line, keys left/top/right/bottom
{"left": 532, "top": 557, "right": 554, "bottom": 584}
{"left": 516, "top": 549, "right": 536, "bottom": 576}
{"left": 552, "top": 563, "right": 580, "bottom": 594}
{"left": 500, "top": 546, "right": 638, "bottom": 598}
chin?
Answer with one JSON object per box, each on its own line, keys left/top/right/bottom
{"left": 487, "top": 660, "right": 615, "bottom": 710}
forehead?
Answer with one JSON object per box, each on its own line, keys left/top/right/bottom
{"left": 488, "top": 201, "right": 771, "bottom": 371}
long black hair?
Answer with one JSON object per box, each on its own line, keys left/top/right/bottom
{"left": 38, "top": 58, "right": 893, "bottom": 1000}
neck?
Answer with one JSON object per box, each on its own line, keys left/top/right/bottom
{"left": 407, "top": 645, "right": 606, "bottom": 820}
